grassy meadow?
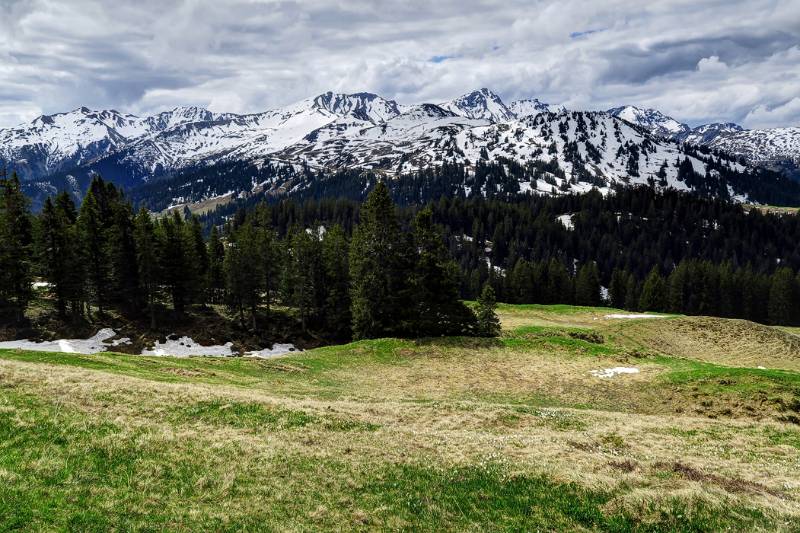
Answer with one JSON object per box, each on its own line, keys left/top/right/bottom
{"left": 2, "top": 305, "right": 800, "bottom": 531}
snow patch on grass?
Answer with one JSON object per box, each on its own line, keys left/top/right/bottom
{"left": 589, "top": 367, "right": 640, "bottom": 378}
{"left": 0, "top": 328, "right": 129, "bottom": 354}
{"left": 141, "top": 336, "right": 235, "bottom": 357}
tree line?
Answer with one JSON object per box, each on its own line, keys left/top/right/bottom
{"left": 200, "top": 185, "right": 800, "bottom": 326}
{"left": 0, "top": 173, "right": 499, "bottom": 340}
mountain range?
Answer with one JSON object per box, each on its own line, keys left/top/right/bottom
{"left": 1, "top": 88, "right": 798, "bottom": 210}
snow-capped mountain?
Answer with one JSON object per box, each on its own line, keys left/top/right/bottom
{"left": 700, "top": 127, "right": 800, "bottom": 170}
{"left": 2, "top": 88, "right": 799, "bottom": 209}
{"left": 675, "top": 122, "right": 744, "bottom": 145}
{"left": 508, "top": 98, "right": 565, "bottom": 118}
{"left": 440, "top": 88, "right": 515, "bottom": 122}
{"left": 607, "top": 106, "right": 799, "bottom": 177}
{"left": 607, "top": 105, "right": 690, "bottom": 138}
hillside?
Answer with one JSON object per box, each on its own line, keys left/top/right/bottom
{"left": 2, "top": 304, "right": 799, "bottom": 530}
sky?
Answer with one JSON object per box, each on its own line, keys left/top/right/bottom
{"left": 0, "top": 0, "right": 799, "bottom": 129}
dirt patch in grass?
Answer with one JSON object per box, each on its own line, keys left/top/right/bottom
{"left": 655, "top": 461, "right": 785, "bottom": 498}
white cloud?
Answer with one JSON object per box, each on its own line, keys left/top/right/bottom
{"left": 0, "top": 0, "right": 798, "bottom": 128}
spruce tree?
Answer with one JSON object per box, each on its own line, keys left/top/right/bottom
{"left": 39, "top": 196, "right": 73, "bottom": 318}
{"left": 259, "top": 224, "right": 282, "bottom": 315}
{"left": 283, "top": 227, "right": 325, "bottom": 333}
{"left": 321, "top": 225, "right": 352, "bottom": 340}
{"left": 0, "top": 173, "right": 33, "bottom": 322}
{"left": 77, "top": 180, "right": 110, "bottom": 315}
{"left": 349, "top": 182, "right": 412, "bottom": 339}
{"left": 609, "top": 268, "right": 627, "bottom": 309}
{"left": 207, "top": 226, "right": 225, "bottom": 304}
{"left": 639, "top": 267, "right": 667, "bottom": 312}
{"left": 157, "top": 212, "right": 195, "bottom": 315}
{"left": 134, "top": 208, "right": 159, "bottom": 329}
{"left": 575, "top": 262, "right": 601, "bottom": 307}
{"left": 475, "top": 283, "right": 501, "bottom": 337}
{"left": 189, "top": 216, "right": 209, "bottom": 306}
{"left": 768, "top": 267, "right": 796, "bottom": 325}
{"left": 224, "top": 222, "right": 264, "bottom": 328}
{"left": 411, "top": 208, "right": 476, "bottom": 336}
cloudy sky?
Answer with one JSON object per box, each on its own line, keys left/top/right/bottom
{"left": 1, "top": 0, "right": 799, "bottom": 129}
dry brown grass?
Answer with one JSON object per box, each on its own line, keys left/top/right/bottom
{"left": 608, "top": 316, "right": 800, "bottom": 371}
{"left": 2, "top": 355, "right": 799, "bottom": 520}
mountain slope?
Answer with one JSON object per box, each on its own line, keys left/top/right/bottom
{"left": 3, "top": 89, "right": 800, "bottom": 209}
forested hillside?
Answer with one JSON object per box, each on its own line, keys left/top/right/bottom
{"left": 4, "top": 170, "right": 800, "bottom": 346}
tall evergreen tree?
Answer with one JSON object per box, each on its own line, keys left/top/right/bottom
{"left": 768, "top": 267, "right": 796, "bottom": 325}
{"left": 189, "top": 216, "right": 209, "bottom": 306}
{"left": 609, "top": 268, "right": 628, "bottom": 309}
{"left": 224, "top": 221, "right": 264, "bottom": 328}
{"left": 575, "top": 262, "right": 601, "bottom": 306}
{"left": 77, "top": 179, "right": 111, "bottom": 314}
{"left": 207, "top": 226, "right": 225, "bottom": 304}
{"left": 321, "top": 225, "right": 352, "bottom": 340}
{"left": 639, "top": 267, "right": 667, "bottom": 312}
{"left": 158, "top": 212, "right": 196, "bottom": 315}
{"left": 0, "top": 173, "right": 33, "bottom": 322}
{"left": 411, "top": 208, "right": 476, "bottom": 335}
{"left": 349, "top": 182, "right": 412, "bottom": 339}
{"left": 38, "top": 194, "right": 82, "bottom": 318}
{"left": 134, "top": 208, "right": 159, "bottom": 329}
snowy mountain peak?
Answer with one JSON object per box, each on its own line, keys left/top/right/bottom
{"left": 676, "top": 122, "right": 744, "bottom": 144}
{"left": 441, "top": 88, "right": 515, "bottom": 122}
{"left": 310, "top": 91, "right": 402, "bottom": 123}
{"left": 508, "top": 98, "right": 565, "bottom": 118}
{"left": 607, "top": 105, "right": 690, "bottom": 137}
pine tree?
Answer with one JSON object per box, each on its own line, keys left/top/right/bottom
{"left": 77, "top": 179, "right": 111, "bottom": 315}
{"left": 109, "top": 196, "right": 140, "bottom": 313}
{"left": 134, "top": 208, "right": 159, "bottom": 329}
{"left": 667, "top": 261, "right": 688, "bottom": 313}
{"left": 349, "top": 182, "right": 412, "bottom": 339}
{"left": 768, "top": 267, "right": 796, "bottom": 325}
{"left": 411, "top": 208, "right": 476, "bottom": 336}
{"left": 609, "top": 268, "right": 627, "bottom": 309}
{"left": 283, "top": 227, "right": 324, "bottom": 333}
{"left": 207, "top": 226, "right": 225, "bottom": 304}
{"left": 259, "top": 224, "right": 282, "bottom": 315}
{"left": 475, "top": 283, "right": 501, "bottom": 337}
{"left": 189, "top": 216, "right": 209, "bottom": 306}
{"left": 38, "top": 196, "right": 73, "bottom": 318}
{"left": 639, "top": 267, "right": 667, "bottom": 312}
{"left": 624, "top": 273, "right": 639, "bottom": 311}
{"left": 321, "top": 225, "right": 352, "bottom": 340}
{"left": 224, "top": 221, "right": 264, "bottom": 328}
{"left": 0, "top": 173, "right": 33, "bottom": 322}
{"left": 575, "top": 262, "right": 601, "bottom": 306}
{"left": 157, "top": 212, "right": 196, "bottom": 315}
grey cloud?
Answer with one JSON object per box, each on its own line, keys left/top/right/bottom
{"left": 0, "top": 0, "right": 798, "bottom": 129}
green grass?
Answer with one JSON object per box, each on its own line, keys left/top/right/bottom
{"left": 3, "top": 304, "right": 800, "bottom": 530}
{"left": 0, "top": 388, "right": 781, "bottom": 532}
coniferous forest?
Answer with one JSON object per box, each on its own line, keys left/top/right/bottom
{"left": 3, "top": 169, "right": 800, "bottom": 348}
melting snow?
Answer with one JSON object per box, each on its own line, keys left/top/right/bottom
{"left": 0, "top": 328, "right": 129, "bottom": 354}
{"left": 244, "top": 344, "right": 299, "bottom": 359}
{"left": 590, "top": 367, "right": 640, "bottom": 378}
{"left": 141, "top": 336, "right": 235, "bottom": 357}
{"left": 557, "top": 214, "right": 574, "bottom": 230}
{"left": 140, "top": 336, "right": 299, "bottom": 358}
